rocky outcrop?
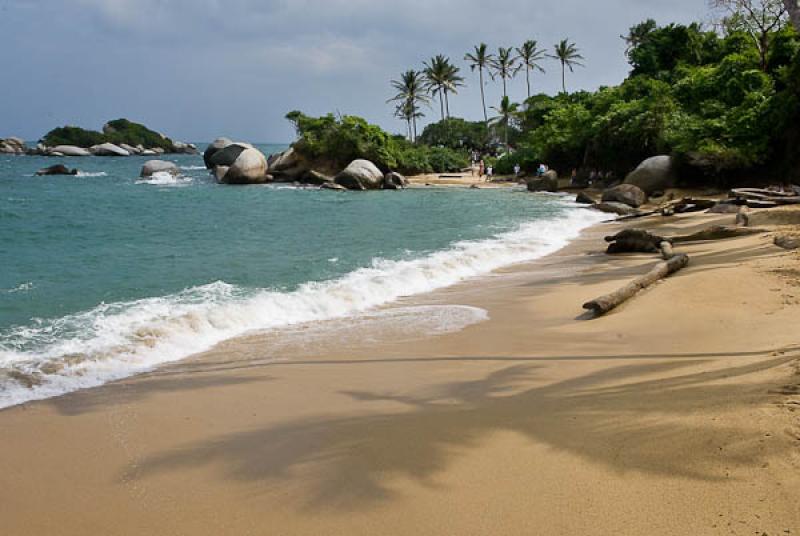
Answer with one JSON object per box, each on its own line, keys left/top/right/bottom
{"left": 576, "top": 192, "right": 596, "bottom": 205}
{"left": 383, "top": 172, "right": 408, "bottom": 190}
{"left": 141, "top": 160, "right": 180, "bottom": 177}
{"left": 320, "top": 182, "right": 347, "bottom": 191}
{"left": 334, "top": 159, "right": 384, "bottom": 190}
{"left": 0, "top": 137, "right": 26, "bottom": 154}
{"left": 90, "top": 143, "right": 130, "bottom": 157}
{"left": 527, "top": 170, "right": 559, "bottom": 192}
{"left": 269, "top": 147, "right": 313, "bottom": 182}
{"left": 36, "top": 164, "right": 77, "bottom": 176}
{"left": 172, "top": 141, "right": 198, "bottom": 155}
{"left": 624, "top": 155, "right": 677, "bottom": 195}
{"left": 602, "top": 184, "right": 647, "bottom": 208}
{"left": 48, "top": 145, "right": 91, "bottom": 157}
{"left": 219, "top": 147, "right": 269, "bottom": 184}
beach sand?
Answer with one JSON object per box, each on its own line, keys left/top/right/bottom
{"left": 1, "top": 209, "right": 799, "bottom": 535}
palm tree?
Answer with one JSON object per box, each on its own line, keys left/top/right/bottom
{"left": 489, "top": 96, "right": 520, "bottom": 151}
{"left": 388, "top": 70, "right": 429, "bottom": 142}
{"left": 465, "top": 43, "right": 495, "bottom": 123}
{"left": 515, "top": 40, "right": 547, "bottom": 99}
{"left": 394, "top": 101, "right": 424, "bottom": 142}
{"left": 551, "top": 39, "right": 584, "bottom": 93}
{"left": 423, "top": 55, "right": 451, "bottom": 121}
{"left": 441, "top": 62, "right": 465, "bottom": 119}
{"left": 490, "top": 47, "right": 518, "bottom": 98}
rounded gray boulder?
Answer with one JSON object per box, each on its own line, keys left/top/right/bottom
{"left": 141, "top": 160, "right": 180, "bottom": 177}
{"left": 624, "top": 155, "right": 677, "bottom": 195}
{"left": 334, "top": 160, "right": 384, "bottom": 190}
{"left": 602, "top": 184, "right": 647, "bottom": 208}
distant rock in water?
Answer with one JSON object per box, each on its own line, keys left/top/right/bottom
{"left": 141, "top": 160, "right": 179, "bottom": 177}
{"left": 602, "top": 184, "right": 647, "bottom": 208}
{"left": 36, "top": 164, "right": 77, "bottom": 176}
{"left": 90, "top": 143, "right": 130, "bottom": 157}
{"left": 624, "top": 155, "right": 677, "bottom": 195}
{"left": 335, "top": 160, "right": 384, "bottom": 190}
{"left": 383, "top": 172, "right": 408, "bottom": 190}
{"left": 48, "top": 145, "right": 91, "bottom": 157}
{"left": 0, "top": 137, "right": 26, "bottom": 155}
{"left": 203, "top": 139, "right": 269, "bottom": 184}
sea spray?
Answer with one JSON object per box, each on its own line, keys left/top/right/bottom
{"left": 0, "top": 205, "right": 607, "bottom": 408}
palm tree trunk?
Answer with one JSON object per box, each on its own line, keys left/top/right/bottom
{"left": 505, "top": 119, "right": 509, "bottom": 152}
{"left": 412, "top": 115, "right": 418, "bottom": 143}
{"left": 445, "top": 89, "right": 451, "bottom": 119}
{"left": 503, "top": 77, "right": 507, "bottom": 98}
{"left": 479, "top": 68, "right": 488, "bottom": 123}
{"left": 561, "top": 62, "right": 566, "bottom": 93}
{"left": 438, "top": 89, "right": 445, "bottom": 121}
{"left": 407, "top": 119, "right": 412, "bottom": 142}
{"left": 526, "top": 67, "right": 531, "bottom": 99}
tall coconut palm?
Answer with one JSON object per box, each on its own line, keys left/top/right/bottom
{"left": 515, "top": 40, "right": 547, "bottom": 99}
{"left": 489, "top": 95, "right": 520, "bottom": 151}
{"left": 490, "top": 47, "right": 518, "bottom": 98}
{"left": 551, "top": 39, "right": 584, "bottom": 93}
{"left": 388, "top": 69, "right": 429, "bottom": 142}
{"left": 394, "top": 100, "right": 424, "bottom": 142}
{"left": 465, "top": 43, "right": 495, "bottom": 123}
{"left": 423, "top": 55, "right": 452, "bottom": 121}
{"left": 441, "top": 62, "right": 465, "bottom": 119}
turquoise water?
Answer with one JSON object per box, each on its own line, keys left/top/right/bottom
{"left": 0, "top": 145, "right": 607, "bottom": 407}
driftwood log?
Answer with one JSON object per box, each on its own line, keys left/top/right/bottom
{"left": 729, "top": 188, "right": 800, "bottom": 206}
{"left": 670, "top": 225, "right": 767, "bottom": 243}
{"left": 583, "top": 254, "right": 690, "bottom": 316}
{"left": 604, "top": 229, "right": 676, "bottom": 260}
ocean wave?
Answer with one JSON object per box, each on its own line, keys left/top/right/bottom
{"left": 5, "top": 282, "right": 34, "bottom": 294}
{"left": 179, "top": 165, "right": 207, "bottom": 171}
{"left": 136, "top": 171, "right": 192, "bottom": 187}
{"left": 76, "top": 171, "right": 108, "bottom": 178}
{"left": 0, "top": 207, "right": 608, "bottom": 408}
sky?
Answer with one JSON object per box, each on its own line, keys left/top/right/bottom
{"left": 1, "top": 0, "right": 708, "bottom": 143}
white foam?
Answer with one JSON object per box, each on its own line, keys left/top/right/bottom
{"left": 179, "top": 165, "right": 207, "bottom": 171}
{"left": 5, "top": 282, "right": 34, "bottom": 294}
{"left": 136, "top": 171, "right": 192, "bottom": 187}
{"left": 75, "top": 171, "right": 108, "bottom": 178}
{"left": 0, "top": 206, "right": 608, "bottom": 408}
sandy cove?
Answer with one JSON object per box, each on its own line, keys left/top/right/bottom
{"left": 1, "top": 207, "right": 799, "bottom": 535}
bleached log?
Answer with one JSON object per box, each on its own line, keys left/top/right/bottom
{"left": 583, "top": 254, "right": 690, "bottom": 316}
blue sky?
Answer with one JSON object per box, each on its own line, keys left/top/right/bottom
{"left": 2, "top": 0, "right": 707, "bottom": 143}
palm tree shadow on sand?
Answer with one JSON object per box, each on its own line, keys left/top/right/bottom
{"left": 127, "top": 352, "right": 799, "bottom": 511}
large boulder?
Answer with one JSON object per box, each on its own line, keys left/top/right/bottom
{"left": 36, "top": 164, "right": 77, "bottom": 176}
{"left": 624, "top": 155, "right": 677, "bottom": 195}
{"left": 49, "top": 145, "right": 91, "bottom": 157}
{"left": 334, "top": 159, "right": 384, "bottom": 190}
{"left": 120, "top": 143, "right": 141, "bottom": 155}
{"left": 215, "top": 146, "right": 269, "bottom": 184}
{"left": 203, "top": 137, "right": 233, "bottom": 169}
{"left": 90, "top": 143, "right": 130, "bottom": 156}
{"left": 268, "top": 147, "right": 312, "bottom": 182}
{"left": 1, "top": 137, "right": 26, "bottom": 154}
{"left": 602, "top": 184, "right": 647, "bottom": 208}
{"left": 141, "top": 160, "right": 180, "bottom": 177}
{"left": 575, "top": 192, "right": 596, "bottom": 205}
{"left": 383, "top": 172, "right": 408, "bottom": 190}
{"left": 527, "top": 170, "right": 559, "bottom": 192}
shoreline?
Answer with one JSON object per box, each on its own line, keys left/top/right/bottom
{"left": 1, "top": 207, "right": 799, "bottom": 534}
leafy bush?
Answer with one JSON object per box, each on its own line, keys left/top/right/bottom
{"left": 418, "top": 118, "right": 489, "bottom": 152}
{"left": 41, "top": 126, "right": 106, "bottom": 148}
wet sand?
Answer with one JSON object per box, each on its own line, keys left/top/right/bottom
{"left": 1, "top": 210, "right": 799, "bottom": 535}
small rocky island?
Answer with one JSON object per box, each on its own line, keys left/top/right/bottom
{"left": 1, "top": 119, "right": 197, "bottom": 157}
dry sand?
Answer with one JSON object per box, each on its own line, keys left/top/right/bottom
{"left": 1, "top": 209, "right": 799, "bottom": 535}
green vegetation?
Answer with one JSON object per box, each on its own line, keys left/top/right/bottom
{"left": 41, "top": 118, "right": 175, "bottom": 150}
{"left": 418, "top": 118, "right": 489, "bottom": 152}
{"left": 286, "top": 111, "right": 468, "bottom": 175}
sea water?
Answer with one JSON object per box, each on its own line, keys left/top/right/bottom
{"left": 0, "top": 145, "right": 607, "bottom": 408}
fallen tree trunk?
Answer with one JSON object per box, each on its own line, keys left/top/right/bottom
{"left": 729, "top": 189, "right": 800, "bottom": 205}
{"left": 583, "top": 254, "right": 690, "bottom": 316}
{"left": 670, "top": 225, "right": 767, "bottom": 243}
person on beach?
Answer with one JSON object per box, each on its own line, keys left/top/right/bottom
{"left": 514, "top": 163, "right": 521, "bottom": 177}
{"left": 570, "top": 168, "right": 578, "bottom": 186}
{"left": 486, "top": 166, "right": 493, "bottom": 181}
{"left": 478, "top": 159, "right": 485, "bottom": 179}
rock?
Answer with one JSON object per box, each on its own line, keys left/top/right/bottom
{"left": 120, "top": 143, "right": 141, "bottom": 155}
{"left": 624, "top": 155, "right": 677, "bottom": 195}
{"left": 527, "top": 170, "right": 559, "bottom": 192}
{"left": 0, "top": 137, "right": 26, "bottom": 154}
{"left": 141, "top": 160, "right": 180, "bottom": 177}
{"left": 36, "top": 164, "right": 77, "bottom": 176}
{"left": 90, "top": 143, "right": 130, "bottom": 157}
{"left": 141, "top": 149, "right": 157, "bottom": 156}
{"left": 301, "top": 169, "right": 333, "bottom": 185}
{"left": 334, "top": 159, "right": 384, "bottom": 190}
{"left": 320, "top": 182, "right": 347, "bottom": 191}
{"left": 152, "top": 147, "right": 165, "bottom": 155}
{"left": 49, "top": 152, "right": 65, "bottom": 157}
{"left": 384, "top": 172, "right": 408, "bottom": 190}
{"left": 774, "top": 236, "right": 800, "bottom": 250}
{"left": 602, "top": 184, "right": 647, "bottom": 208}
{"left": 203, "top": 138, "right": 233, "bottom": 169}
{"left": 172, "top": 141, "right": 198, "bottom": 155}
{"left": 49, "top": 145, "right": 91, "bottom": 157}
{"left": 707, "top": 203, "right": 741, "bottom": 214}
{"left": 215, "top": 147, "right": 269, "bottom": 184}
{"left": 576, "top": 192, "right": 596, "bottom": 205}
{"left": 268, "top": 147, "right": 300, "bottom": 172}
{"left": 592, "top": 202, "right": 642, "bottom": 216}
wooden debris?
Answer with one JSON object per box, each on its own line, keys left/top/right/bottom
{"left": 583, "top": 254, "right": 690, "bottom": 316}
{"left": 670, "top": 225, "right": 768, "bottom": 243}
{"left": 774, "top": 236, "right": 800, "bottom": 250}
{"left": 729, "top": 188, "right": 800, "bottom": 206}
